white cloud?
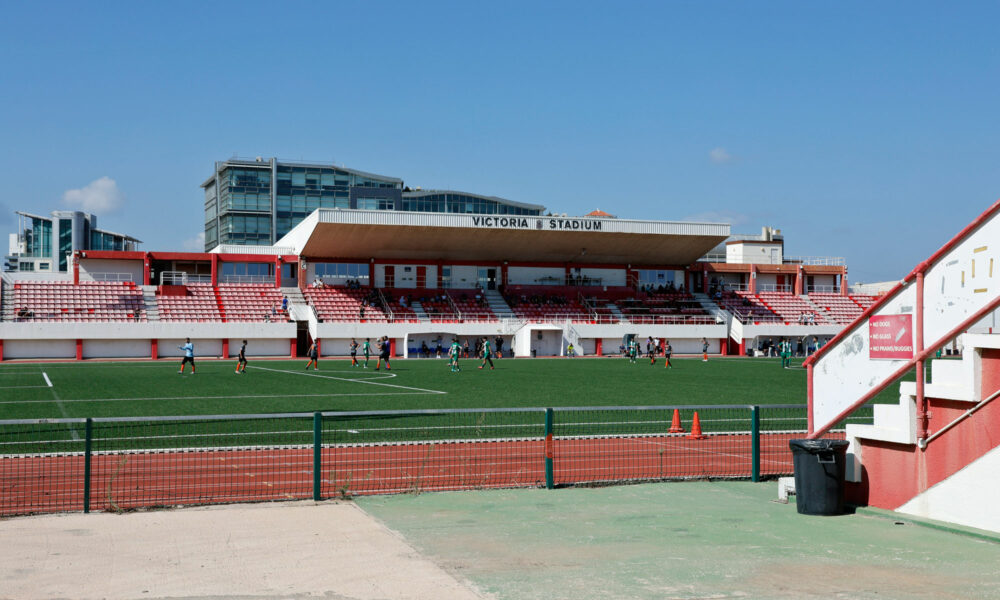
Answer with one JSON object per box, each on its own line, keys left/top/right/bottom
{"left": 63, "top": 177, "right": 125, "bottom": 213}
{"left": 709, "top": 147, "right": 734, "bottom": 164}
{"left": 681, "top": 211, "right": 751, "bottom": 226}
{"left": 182, "top": 231, "right": 206, "bottom": 251}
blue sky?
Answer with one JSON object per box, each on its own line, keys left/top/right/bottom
{"left": 1, "top": 1, "right": 997, "bottom": 283}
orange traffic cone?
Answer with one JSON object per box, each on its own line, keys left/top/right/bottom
{"left": 669, "top": 409, "right": 685, "bottom": 433}
{"left": 687, "top": 411, "right": 708, "bottom": 439}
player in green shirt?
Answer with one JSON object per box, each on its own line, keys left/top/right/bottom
{"left": 449, "top": 337, "right": 462, "bottom": 372}
{"left": 628, "top": 339, "right": 638, "bottom": 364}
{"left": 362, "top": 338, "right": 371, "bottom": 368}
{"left": 780, "top": 338, "right": 792, "bottom": 369}
{"left": 479, "top": 337, "right": 494, "bottom": 370}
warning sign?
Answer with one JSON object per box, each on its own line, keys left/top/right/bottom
{"left": 869, "top": 314, "right": 914, "bottom": 360}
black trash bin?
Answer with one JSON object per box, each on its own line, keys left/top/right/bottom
{"left": 789, "top": 439, "right": 850, "bottom": 515}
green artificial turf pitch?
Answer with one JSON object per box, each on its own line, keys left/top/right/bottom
{"left": 1, "top": 356, "right": 812, "bottom": 421}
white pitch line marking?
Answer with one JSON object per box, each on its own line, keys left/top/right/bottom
{"left": 0, "top": 385, "right": 51, "bottom": 389}
{"left": 0, "top": 392, "right": 437, "bottom": 405}
{"left": 250, "top": 365, "right": 448, "bottom": 395}
{"left": 43, "top": 372, "right": 79, "bottom": 441}
{"left": 42, "top": 372, "right": 53, "bottom": 388}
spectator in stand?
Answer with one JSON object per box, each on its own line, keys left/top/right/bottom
{"left": 281, "top": 296, "right": 288, "bottom": 313}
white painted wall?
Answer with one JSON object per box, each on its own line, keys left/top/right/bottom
{"left": 79, "top": 259, "right": 144, "bottom": 282}
{"left": 4, "top": 339, "right": 76, "bottom": 359}
{"left": 728, "top": 242, "right": 782, "bottom": 265}
{"left": 226, "top": 338, "right": 290, "bottom": 357}
{"left": 530, "top": 329, "right": 563, "bottom": 356}
{"left": 897, "top": 444, "right": 1000, "bottom": 534}
{"left": 158, "top": 338, "right": 224, "bottom": 358}
{"left": 83, "top": 339, "right": 149, "bottom": 359}
{"left": 449, "top": 266, "right": 480, "bottom": 289}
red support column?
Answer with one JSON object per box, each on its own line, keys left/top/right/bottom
{"left": 719, "top": 338, "right": 728, "bottom": 356}
{"left": 564, "top": 265, "right": 572, "bottom": 286}
{"left": 290, "top": 338, "right": 297, "bottom": 358}
{"left": 738, "top": 338, "right": 746, "bottom": 356}
{"left": 916, "top": 270, "right": 927, "bottom": 441}
{"left": 275, "top": 257, "right": 282, "bottom": 288}
{"left": 840, "top": 268, "right": 849, "bottom": 296}
{"left": 437, "top": 260, "right": 443, "bottom": 288}
{"left": 73, "top": 253, "right": 80, "bottom": 285}
{"left": 222, "top": 339, "right": 230, "bottom": 359}
{"left": 75, "top": 339, "right": 83, "bottom": 361}
{"left": 0, "top": 338, "right": 4, "bottom": 362}
{"left": 316, "top": 339, "right": 322, "bottom": 358}
{"left": 299, "top": 261, "right": 308, "bottom": 291}
{"left": 702, "top": 266, "right": 709, "bottom": 293}
{"left": 391, "top": 338, "right": 399, "bottom": 357}
{"left": 749, "top": 265, "right": 757, "bottom": 294}
{"left": 143, "top": 253, "right": 151, "bottom": 285}
{"left": 795, "top": 266, "right": 804, "bottom": 295}
{"left": 211, "top": 255, "right": 219, "bottom": 286}
{"left": 151, "top": 339, "right": 158, "bottom": 360}
{"left": 595, "top": 338, "right": 603, "bottom": 357}
{"left": 501, "top": 263, "right": 509, "bottom": 288}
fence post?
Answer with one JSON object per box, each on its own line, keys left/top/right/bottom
{"left": 544, "top": 408, "right": 554, "bottom": 489}
{"left": 313, "top": 412, "right": 322, "bottom": 501}
{"left": 751, "top": 406, "right": 760, "bottom": 482}
{"left": 83, "top": 418, "right": 93, "bottom": 514}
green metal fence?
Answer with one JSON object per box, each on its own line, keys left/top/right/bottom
{"left": 0, "top": 404, "right": 867, "bottom": 517}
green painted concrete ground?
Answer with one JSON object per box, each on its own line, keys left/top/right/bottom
{"left": 358, "top": 482, "right": 1000, "bottom": 600}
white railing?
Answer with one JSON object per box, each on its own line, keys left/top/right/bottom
{"left": 807, "top": 284, "right": 838, "bottom": 293}
{"left": 783, "top": 256, "right": 846, "bottom": 266}
{"left": 89, "top": 272, "right": 134, "bottom": 282}
{"left": 160, "top": 272, "right": 212, "bottom": 285}
{"left": 696, "top": 252, "right": 728, "bottom": 263}
{"left": 758, "top": 284, "right": 792, "bottom": 293}
{"left": 221, "top": 275, "right": 273, "bottom": 284}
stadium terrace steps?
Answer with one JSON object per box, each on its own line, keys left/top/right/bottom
{"left": 483, "top": 289, "right": 514, "bottom": 319}
{"left": 448, "top": 290, "right": 496, "bottom": 322}
{"left": 756, "top": 291, "right": 830, "bottom": 325}
{"left": 808, "top": 292, "right": 864, "bottom": 325}
{"left": 716, "top": 290, "right": 779, "bottom": 323}
{"left": 218, "top": 283, "right": 286, "bottom": 323}
{"left": 409, "top": 301, "right": 431, "bottom": 322}
{"left": 303, "top": 286, "right": 391, "bottom": 323}
{"left": 157, "top": 283, "right": 222, "bottom": 322}
{"left": 141, "top": 286, "right": 160, "bottom": 321}
{"left": 0, "top": 279, "right": 11, "bottom": 321}
{"left": 10, "top": 280, "right": 148, "bottom": 322}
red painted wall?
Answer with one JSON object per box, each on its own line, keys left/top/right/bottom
{"left": 854, "top": 349, "right": 1000, "bottom": 509}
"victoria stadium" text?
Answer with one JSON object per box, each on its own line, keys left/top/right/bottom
{"left": 471, "top": 216, "right": 603, "bottom": 231}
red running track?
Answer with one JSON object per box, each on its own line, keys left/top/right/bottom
{"left": 0, "top": 432, "right": 829, "bottom": 516}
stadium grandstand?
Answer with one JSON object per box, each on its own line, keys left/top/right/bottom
{"left": 0, "top": 160, "right": 868, "bottom": 362}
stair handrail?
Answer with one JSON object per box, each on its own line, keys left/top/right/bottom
{"left": 919, "top": 386, "right": 1000, "bottom": 449}
{"left": 445, "top": 291, "right": 462, "bottom": 321}
{"left": 376, "top": 288, "right": 394, "bottom": 322}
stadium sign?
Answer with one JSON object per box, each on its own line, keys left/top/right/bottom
{"left": 471, "top": 216, "right": 603, "bottom": 231}
{"left": 868, "top": 314, "right": 913, "bottom": 359}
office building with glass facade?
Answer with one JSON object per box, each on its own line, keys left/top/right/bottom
{"left": 4, "top": 211, "right": 142, "bottom": 273}
{"left": 201, "top": 158, "right": 545, "bottom": 251}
